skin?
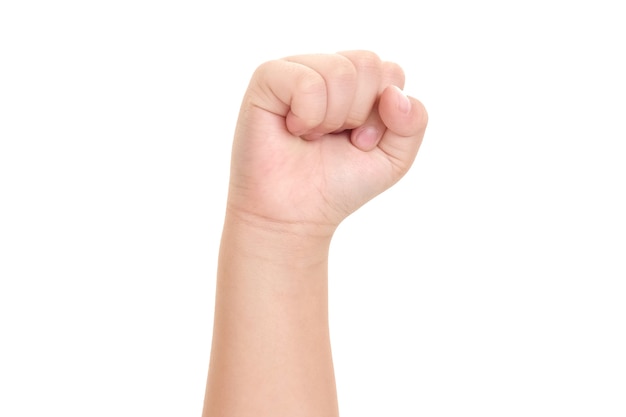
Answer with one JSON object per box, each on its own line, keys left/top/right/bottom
{"left": 202, "top": 50, "right": 428, "bottom": 417}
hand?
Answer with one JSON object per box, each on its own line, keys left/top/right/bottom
{"left": 226, "top": 50, "right": 428, "bottom": 235}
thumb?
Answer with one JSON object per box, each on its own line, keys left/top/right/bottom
{"left": 377, "top": 85, "right": 428, "bottom": 174}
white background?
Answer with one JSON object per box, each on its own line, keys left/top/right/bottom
{"left": 1, "top": 1, "right": 624, "bottom": 416}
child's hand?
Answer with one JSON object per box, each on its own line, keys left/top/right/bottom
{"left": 226, "top": 50, "right": 428, "bottom": 235}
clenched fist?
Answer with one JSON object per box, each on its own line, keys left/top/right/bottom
{"left": 225, "top": 50, "right": 428, "bottom": 236}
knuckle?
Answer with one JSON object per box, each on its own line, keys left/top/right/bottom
{"left": 382, "top": 61, "right": 406, "bottom": 85}
{"left": 296, "top": 69, "right": 326, "bottom": 97}
{"left": 351, "top": 50, "right": 383, "bottom": 73}
{"left": 253, "top": 59, "right": 282, "bottom": 80}
{"left": 339, "top": 50, "right": 383, "bottom": 77}
{"left": 329, "top": 55, "right": 358, "bottom": 83}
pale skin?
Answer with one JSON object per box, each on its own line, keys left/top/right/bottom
{"left": 202, "top": 50, "right": 428, "bottom": 417}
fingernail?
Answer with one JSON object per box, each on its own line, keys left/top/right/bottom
{"left": 354, "top": 126, "right": 379, "bottom": 150}
{"left": 394, "top": 85, "right": 411, "bottom": 114}
{"left": 305, "top": 132, "right": 324, "bottom": 140}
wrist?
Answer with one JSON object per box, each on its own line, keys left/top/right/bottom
{"left": 220, "top": 204, "right": 335, "bottom": 271}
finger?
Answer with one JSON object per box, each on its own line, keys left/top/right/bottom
{"left": 336, "top": 50, "right": 383, "bottom": 131}
{"left": 381, "top": 60, "right": 406, "bottom": 91}
{"left": 350, "top": 108, "right": 384, "bottom": 151}
{"left": 346, "top": 58, "right": 408, "bottom": 151}
{"left": 283, "top": 54, "right": 357, "bottom": 137}
{"left": 377, "top": 85, "right": 428, "bottom": 174}
{"left": 246, "top": 59, "right": 328, "bottom": 137}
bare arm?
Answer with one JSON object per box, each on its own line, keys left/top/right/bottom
{"left": 203, "top": 215, "right": 337, "bottom": 416}
{"left": 202, "top": 50, "right": 427, "bottom": 417}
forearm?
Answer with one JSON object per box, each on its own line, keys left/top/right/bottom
{"left": 202, "top": 210, "right": 339, "bottom": 417}
{"left": 201, "top": 50, "right": 427, "bottom": 416}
